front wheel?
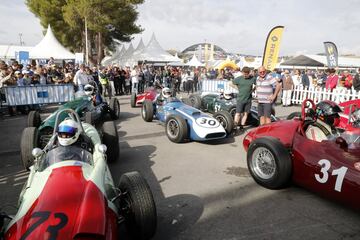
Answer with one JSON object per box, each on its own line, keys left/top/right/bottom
{"left": 20, "top": 127, "right": 38, "bottom": 170}
{"left": 109, "top": 98, "right": 120, "bottom": 120}
{"left": 118, "top": 172, "right": 157, "bottom": 240}
{"left": 27, "top": 111, "right": 41, "bottom": 128}
{"left": 142, "top": 100, "right": 154, "bottom": 122}
{"left": 130, "top": 93, "right": 137, "bottom": 108}
{"left": 165, "top": 115, "right": 188, "bottom": 143}
{"left": 101, "top": 121, "right": 119, "bottom": 162}
{"left": 213, "top": 111, "right": 234, "bottom": 134}
{"left": 247, "top": 137, "right": 292, "bottom": 189}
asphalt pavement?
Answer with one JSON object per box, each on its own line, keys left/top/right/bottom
{"left": 0, "top": 96, "right": 360, "bottom": 240}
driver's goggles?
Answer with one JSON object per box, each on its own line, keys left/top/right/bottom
{"left": 58, "top": 125, "right": 77, "bottom": 138}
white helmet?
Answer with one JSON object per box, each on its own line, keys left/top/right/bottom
{"left": 224, "top": 90, "right": 233, "bottom": 100}
{"left": 162, "top": 87, "right": 171, "bottom": 99}
{"left": 57, "top": 119, "right": 80, "bottom": 146}
{"left": 84, "top": 84, "right": 95, "bottom": 96}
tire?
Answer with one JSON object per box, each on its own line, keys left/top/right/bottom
{"left": 247, "top": 137, "right": 292, "bottom": 189}
{"left": 287, "top": 111, "right": 301, "bottom": 120}
{"left": 119, "top": 171, "right": 157, "bottom": 240}
{"left": 131, "top": 93, "right": 137, "bottom": 108}
{"left": 189, "top": 94, "right": 202, "bottom": 109}
{"left": 27, "top": 111, "right": 41, "bottom": 128}
{"left": 101, "top": 121, "right": 119, "bottom": 162}
{"left": 165, "top": 115, "right": 188, "bottom": 143}
{"left": 20, "top": 127, "right": 38, "bottom": 170}
{"left": 142, "top": 100, "right": 154, "bottom": 122}
{"left": 109, "top": 98, "right": 120, "bottom": 120}
{"left": 229, "top": 107, "right": 236, "bottom": 120}
{"left": 213, "top": 111, "right": 234, "bottom": 134}
{"left": 85, "top": 112, "right": 93, "bottom": 125}
{"left": 246, "top": 109, "right": 260, "bottom": 127}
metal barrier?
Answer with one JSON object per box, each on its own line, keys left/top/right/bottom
{"left": 201, "top": 79, "right": 239, "bottom": 93}
{"left": 3, "top": 84, "right": 74, "bottom": 106}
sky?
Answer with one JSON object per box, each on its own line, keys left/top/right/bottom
{"left": 1, "top": 0, "right": 360, "bottom": 56}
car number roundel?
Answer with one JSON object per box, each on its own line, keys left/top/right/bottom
{"left": 195, "top": 117, "right": 220, "bottom": 128}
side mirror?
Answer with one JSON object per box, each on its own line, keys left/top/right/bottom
{"left": 335, "top": 137, "right": 348, "bottom": 149}
{"left": 32, "top": 148, "right": 43, "bottom": 158}
{"left": 98, "top": 144, "right": 107, "bottom": 154}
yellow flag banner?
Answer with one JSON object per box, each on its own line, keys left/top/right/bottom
{"left": 262, "top": 26, "right": 284, "bottom": 71}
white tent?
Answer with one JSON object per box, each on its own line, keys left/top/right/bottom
{"left": 131, "top": 33, "right": 179, "bottom": 62}
{"left": 174, "top": 52, "right": 183, "bottom": 62}
{"left": 102, "top": 45, "right": 125, "bottom": 66}
{"left": 186, "top": 54, "right": 204, "bottom": 67}
{"left": 30, "top": 25, "right": 75, "bottom": 59}
{"left": 280, "top": 54, "right": 360, "bottom": 69}
{"left": 0, "top": 45, "right": 33, "bottom": 60}
{"left": 119, "top": 43, "right": 135, "bottom": 66}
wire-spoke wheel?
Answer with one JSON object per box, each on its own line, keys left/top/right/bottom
{"left": 251, "top": 147, "right": 276, "bottom": 179}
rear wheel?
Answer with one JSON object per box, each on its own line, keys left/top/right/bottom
{"left": 165, "top": 115, "right": 188, "bottom": 143}
{"left": 101, "top": 121, "right": 119, "bottom": 162}
{"left": 20, "top": 127, "right": 38, "bottom": 170}
{"left": 109, "top": 98, "right": 120, "bottom": 120}
{"left": 27, "top": 111, "right": 41, "bottom": 128}
{"left": 247, "top": 137, "right": 292, "bottom": 189}
{"left": 142, "top": 100, "right": 154, "bottom": 122}
{"left": 131, "top": 93, "right": 137, "bottom": 108}
{"left": 189, "top": 94, "right": 202, "bottom": 109}
{"left": 213, "top": 111, "right": 234, "bottom": 134}
{"left": 229, "top": 107, "right": 236, "bottom": 120}
{"left": 119, "top": 172, "right": 157, "bottom": 240}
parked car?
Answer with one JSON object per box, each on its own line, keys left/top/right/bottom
{"left": 141, "top": 97, "right": 234, "bottom": 143}
{"left": 243, "top": 99, "right": 360, "bottom": 209}
{"left": 186, "top": 92, "right": 278, "bottom": 126}
{"left": 130, "top": 87, "right": 159, "bottom": 108}
{"left": 1, "top": 109, "right": 156, "bottom": 240}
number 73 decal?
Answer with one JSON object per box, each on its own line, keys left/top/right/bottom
{"left": 315, "top": 159, "right": 348, "bottom": 192}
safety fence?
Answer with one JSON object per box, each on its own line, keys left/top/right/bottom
{"left": 201, "top": 79, "right": 360, "bottom": 104}
{"left": 291, "top": 85, "right": 360, "bottom": 105}
{"left": 2, "top": 84, "right": 74, "bottom": 106}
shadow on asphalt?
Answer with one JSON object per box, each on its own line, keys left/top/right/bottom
{"left": 119, "top": 111, "right": 139, "bottom": 122}
{"left": 114, "top": 133, "right": 204, "bottom": 240}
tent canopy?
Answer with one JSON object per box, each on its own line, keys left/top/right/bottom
{"left": 280, "top": 54, "right": 360, "bottom": 68}
{"left": 186, "top": 54, "right": 204, "bottom": 67}
{"left": 30, "top": 25, "right": 75, "bottom": 59}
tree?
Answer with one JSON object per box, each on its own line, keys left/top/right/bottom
{"left": 26, "top": 0, "right": 144, "bottom": 64}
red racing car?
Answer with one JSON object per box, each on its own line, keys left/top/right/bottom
{"left": 130, "top": 87, "right": 159, "bottom": 108}
{"left": 243, "top": 99, "right": 360, "bottom": 209}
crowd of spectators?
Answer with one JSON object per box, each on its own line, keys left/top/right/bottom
{"left": 1, "top": 57, "right": 360, "bottom": 109}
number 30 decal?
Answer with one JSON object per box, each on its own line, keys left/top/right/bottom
{"left": 315, "top": 159, "right": 348, "bottom": 192}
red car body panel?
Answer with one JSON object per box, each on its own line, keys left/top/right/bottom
{"left": 243, "top": 118, "right": 360, "bottom": 209}
{"left": 243, "top": 119, "right": 300, "bottom": 152}
{"left": 5, "top": 166, "right": 118, "bottom": 240}
{"left": 135, "top": 88, "right": 158, "bottom": 105}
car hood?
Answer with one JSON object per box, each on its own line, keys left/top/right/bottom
{"left": 243, "top": 119, "right": 301, "bottom": 151}
{"left": 169, "top": 102, "right": 202, "bottom": 117}
{"left": 5, "top": 166, "right": 107, "bottom": 239}
{"left": 39, "top": 97, "right": 91, "bottom": 131}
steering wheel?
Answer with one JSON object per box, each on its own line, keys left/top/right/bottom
{"left": 301, "top": 99, "right": 316, "bottom": 120}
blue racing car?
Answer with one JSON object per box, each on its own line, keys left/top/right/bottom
{"left": 141, "top": 97, "right": 234, "bottom": 143}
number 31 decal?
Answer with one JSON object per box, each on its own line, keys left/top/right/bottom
{"left": 315, "top": 159, "right": 348, "bottom": 192}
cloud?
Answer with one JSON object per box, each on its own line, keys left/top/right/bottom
{"left": 1, "top": 0, "right": 360, "bottom": 56}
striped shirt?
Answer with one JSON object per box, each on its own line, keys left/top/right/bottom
{"left": 256, "top": 74, "right": 278, "bottom": 103}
